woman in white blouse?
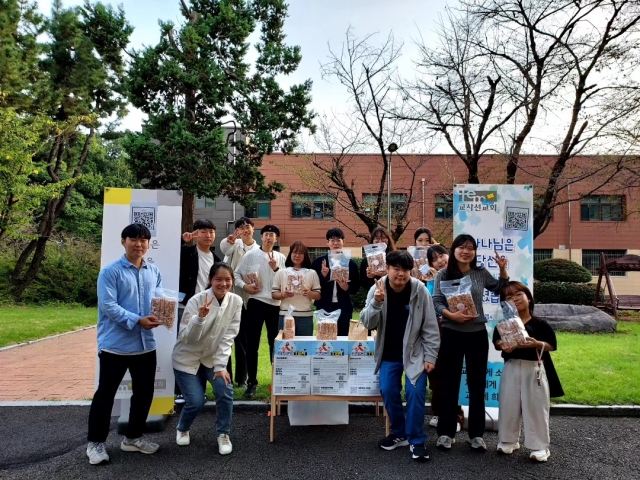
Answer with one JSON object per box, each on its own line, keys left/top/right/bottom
{"left": 172, "top": 262, "right": 242, "bottom": 455}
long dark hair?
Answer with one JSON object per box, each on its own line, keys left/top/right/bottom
{"left": 427, "top": 244, "right": 449, "bottom": 267}
{"left": 208, "top": 262, "right": 234, "bottom": 280}
{"left": 500, "top": 281, "right": 535, "bottom": 317}
{"left": 370, "top": 226, "right": 397, "bottom": 253}
{"left": 443, "top": 234, "right": 480, "bottom": 280}
{"left": 414, "top": 227, "right": 433, "bottom": 243}
{"left": 286, "top": 241, "right": 312, "bottom": 268}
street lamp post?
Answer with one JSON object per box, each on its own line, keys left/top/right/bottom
{"left": 386, "top": 143, "right": 398, "bottom": 231}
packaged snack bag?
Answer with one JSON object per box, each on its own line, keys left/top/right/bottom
{"left": 242, "top": 264, "right": 262, "bottom": 291}
{"left": 283, "top": 305, "right": 296, "bottom": 340}
{"left": 408, "top": 246, "right": 431, "bottom": 279}
{"left": 496, "top": 301, "right": 530, "bottom": 349}
{"left": 440, "top": 276, "right": 478, "bottom": 317}
{"left": 329, "top": 250, "right": 350, "bottom": 283}
{"left": 286, "top": 267, "right": 307, "bottom": 295}
{"left": 315, "top": 309, "right": 340, "bottom": 340}
{"left": 364, "top": 242, "right": 387, "bottom": 274}
{"left": 348, "top": 319, "right": 368, "bottom": 340}
{"left": 150, "top": 288, "right": 180, "bottom": 330}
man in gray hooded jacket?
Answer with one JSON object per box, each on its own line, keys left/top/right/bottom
{"left": 360, "top": 250, "right": 440, "bottom": 462}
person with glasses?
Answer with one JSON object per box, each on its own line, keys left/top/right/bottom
{"left": 431, "top": 234, "right": 509, "bottom": 452}
{"left": 311, "top": 228, "right": 361, "bottom": 336}
{"left": 493, "top": 281, "right": 563, "bottom": 463}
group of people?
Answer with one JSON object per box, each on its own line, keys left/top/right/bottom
{"left": 86, "top": 218, "right": 562, "bottom": 466}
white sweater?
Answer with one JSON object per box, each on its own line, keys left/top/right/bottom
{"left": 234, "top": 248, "right": 286, "bottom": 306}
{"left": 172, "top": 289, "right": 242, "bottom": 374}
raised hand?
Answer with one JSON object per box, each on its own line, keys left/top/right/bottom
{"left": 182, "top": 231, "right": 199, "bottom": 243}
{"left": 226, "top": 229, "right": 240, "bottom": 245}
{"left": 268, "top": 251, "right": 277, "bottom": 271}
{"left": 374, "top": 278, "right": 385, "bottom": 302}
{"left": 321, "top": 259, "right": 329, "bottom": 278}
{"left": 198, "top": 293, "right": 215, "bottom": 318}
{"left": 493, "top": 250, "right": 508, "bottom": 270}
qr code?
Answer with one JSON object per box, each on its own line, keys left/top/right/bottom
{"left": 505, "top": 207, "right": 529, "bottom": 231}
{"left": 131, "top": 207, "right": 156, "bottom": 233}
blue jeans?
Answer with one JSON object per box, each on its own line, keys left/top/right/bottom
{"left": 278, "top": 315, "right": 314, "bottom": 336}
{"left": 174, "top": 365, "right": 234, "bottom": 435}
{"left": 379, "top": 361, "right": 428, "bottom": 445}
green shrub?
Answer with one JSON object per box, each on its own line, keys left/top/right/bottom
{"left": 534, "top": 280, "right": 599, "bottom": 305}
{"left": 0, "top": 235, "right": 100, "bottom": 306}
{"left": 534, "top": 258, "right": 592, "bottom": 283}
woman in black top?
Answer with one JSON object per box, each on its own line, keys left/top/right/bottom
{"left": 493, "top": 281, "right": 563, "bottom": 463}
{"left": 359, "top": 227, "right": 397, "bottom": 292}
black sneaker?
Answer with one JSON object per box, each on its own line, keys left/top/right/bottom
{"left": 410, "top": 443, "right": 430, "bottom": 462}
{"left": 244, "top": 383, "right": 257, "bottom": 399}
{"left": 378, "top": 434, "right": 409, "bottom": 451}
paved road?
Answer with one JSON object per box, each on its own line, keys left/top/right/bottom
{"left": 1, "top": 406, "right": 639, "bottom": 479}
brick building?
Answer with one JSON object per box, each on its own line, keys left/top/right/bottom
{"left": 195, "top": 153, "right": 640, "bottom": 295}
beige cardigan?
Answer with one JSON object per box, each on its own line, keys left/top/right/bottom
{"left": 172, "top": 289, "right": 242, "bottom": 374}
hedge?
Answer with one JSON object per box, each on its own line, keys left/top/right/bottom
{"left": 534, "top": 258, "right": 592, "bottom": 283}
{"left": 533, "top": 280, "right": 599, "bottom": 306}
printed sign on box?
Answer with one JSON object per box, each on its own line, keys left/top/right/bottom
{"left": 273, "top": 340, "right": 311, "bottom": 395}
{"left": 348, "top": 340, "right": 379, "bottom": 396}
{"left": 311, "top": 341, "right": 349, "bottom": 395}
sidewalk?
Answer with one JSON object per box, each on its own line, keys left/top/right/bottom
{"left": 0, "top": 328, "right": 96, "bottom": 401}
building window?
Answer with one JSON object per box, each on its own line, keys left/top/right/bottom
{"left": 291, "top": 194, "right": 334, "bottom": 219}
{"left": 582, "top": 250, "right": 627, "bottom": 277}
{"left": 307, "top": 247, "right": 327, "bottom": 262}
{"left": 362, "top": 193, "right": 407, "bottom": 219}
{"left": 246, "top": 195, "right": 271, "bottom": 219}
{"left": 533, "top": 249, "right": 553, "bottom": 262}
{"left": 435, "top": 194, "right": 453, "bottom": 220}
{"left": 195, "top": 197, "right": 216, "bottom": 209}
{"left": 580, "top": 196, "right": 625, "bottom": 222}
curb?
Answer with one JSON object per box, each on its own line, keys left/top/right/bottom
{"left": 3, "top": 401, "right": 636, "bottom": 417}
{"left": 0, "top": 326, "right": 96, "bottom": 353}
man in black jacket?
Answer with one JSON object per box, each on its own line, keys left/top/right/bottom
{"left": 177, "top": 219, "right": 225, "bottom": 403}
{"left": 311, "top": 228, "right": 360, "bottom": 336}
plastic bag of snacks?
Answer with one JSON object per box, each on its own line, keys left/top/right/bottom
{"left": 496, "top": 301, "right": 529, "bottom": 349}
{"left": 283, "top": 305, "right": 296, "bottom": 340}
{"left": 150, "top": 289, "right": 180, "bottom": 330}
{"left": 242, "top": 264, "right": 262, "bottom": 291}
{"left": 329, "top": 250, "right": 350, "bottom": 283}
{"left": 364, "top": 242, "right": 387, "bottom": 274}
{"left": 408, "top": 246, "right": 431, "bottom": 279}
{"left": 348, "top": 319, "right": 368, "bottom": 340}
{"left": 440, "top": 276, "right": 478, "bottom": 317}
{"left": 315, "top": 309, "right": 340, "bottom": 340}
{"left": 286, "top": 267, "right": 307, "bottom": 295}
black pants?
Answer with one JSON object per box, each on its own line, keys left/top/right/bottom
{"left": 233, "top": 306, "right": 249, "bottom": 385}
{"left": 324, "top": 302, "right": 353, "bottom": 337}
{"left": 436, "top": 328, "right": 488, "bottom": 439}
{"left": 88, "top": 350, "right": 156, "bottom": 442}
{"left": 245, "top": 299, "right": 280, "bottom": 386}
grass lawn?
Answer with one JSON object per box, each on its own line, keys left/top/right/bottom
{"left": 0, "top": 306, "right": 97, "bottom": 348}
{"left": 1, "top": 306, "right": 638, "bottom": 405}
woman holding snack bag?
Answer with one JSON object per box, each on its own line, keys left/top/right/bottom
{"left": 359, "top": 227, "right": 397, "bottom": 292}
{"left": 432, "top": 234, "right": 509, "bottom": 452}
{"left": 173, "top": 262, "right": 241, "bottom": 455}
{"left": 272, "top": 241, "right": 321, "bottom": 336}
{"left": 493, "top": 282, "right": 563, "bottom": 462}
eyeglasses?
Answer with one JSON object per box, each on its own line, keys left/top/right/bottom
{"left": 456, "top": 245, "right": 476, "bottom": 252}
{"left": 328, "top": 238, "right": 343, "bottom": 243}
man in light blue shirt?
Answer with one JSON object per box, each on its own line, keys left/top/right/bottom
{"left": 87, "top": 223, "right": 164, "bottom": 465}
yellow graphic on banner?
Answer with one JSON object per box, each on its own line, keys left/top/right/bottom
{"left": 104, "top": 188, "right": 132, "bottom": 205}
{"left": 149, "top": 396, "right": 175, "bottom": 415}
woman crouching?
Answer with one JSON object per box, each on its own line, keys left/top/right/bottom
{"left": 493, "top": 281, "right": 564, "bottom": 462}
{"left": 172, "top": 262, "right": 242, "bottom": 455}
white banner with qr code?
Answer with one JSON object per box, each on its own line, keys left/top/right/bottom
{"left": 453, "top": 185, "right": 534, "bottom": 419}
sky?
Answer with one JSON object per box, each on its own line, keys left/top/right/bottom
{"left": 37, "top": 0, "right": 449, "bottom": 146}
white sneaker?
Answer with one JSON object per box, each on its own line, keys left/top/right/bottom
{"left": 497, "top": 441, "right": 520, "bottom": 454}
{"left": 429, "top": 416, "right": 438, "bottom": 427}
{"left": 468, "top": 437, "right": 487, "bottom": 451}
{"left": 86, "top": 442, "right": 109, "bottom": 465}
{"left": 218, "top": 434, "right": 232, "bottom": 455}
{"left": 436, "top": 435, "right": 455, "bottom": 450}
{"left": 530, "top": 449, "right": 551, "bottom": 462}
{"left": 176, "top": 430, "right": 190, "bottom": 446}
{"left": 121, "top": 436, "right": 159, "bottom": 454}
{"left": 456, "top": 422, "right": 461, "bottom": 433}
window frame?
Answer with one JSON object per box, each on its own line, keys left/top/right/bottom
{"left": 435, "top": 194, "right": 453, "bottom": 221}
{"left": 580, "top": 195, "right": 625, "bottom": 222}
{"left": 245, "top": 194, "right": 272, "bottom": 219}
{"left": 581, "top": 249, "right": 627, "bottom": 277}
{"left": 291, "top": 193, "right": 335, "bottom": 220}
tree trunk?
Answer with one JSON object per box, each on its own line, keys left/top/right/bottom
{"left": 182, "top": 193, "right": 195, "bottom": 234}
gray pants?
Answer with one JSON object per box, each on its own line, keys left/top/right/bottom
{"left": 498, "top": 359, "right": 550, "bottom": 451}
